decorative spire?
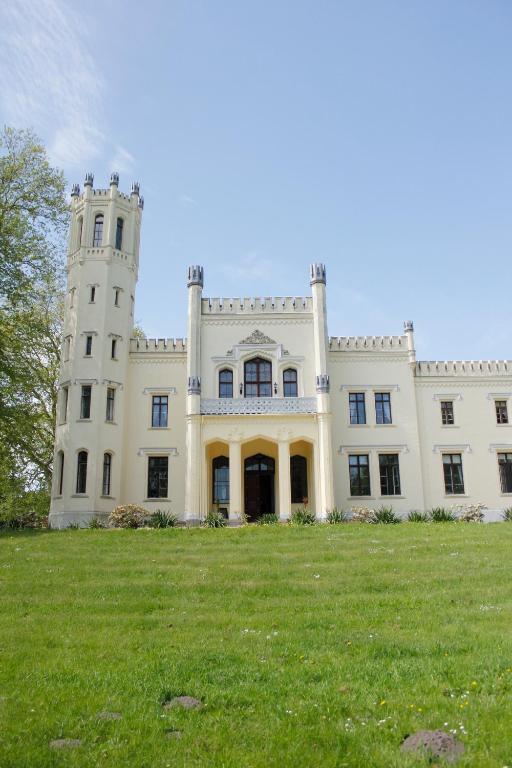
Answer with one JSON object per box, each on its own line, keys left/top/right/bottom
{"left": 404, "top": 320, "right": 414, "bottom": 332}
{"left": 110, "top": 171, "right": 119, "bottom": 186}
{"left": 84, "top": 172, "right": 94, "bottom": 187}
{"left": 70, "top": 183, "right": 80, "bottom": 197}
{"left": 131, "top": 181, "right": 140, "bottom": 196}
{"left": 310, "top": 263, "right": 326, "bottom": 285}
{"left": 187, "top": 265, "right": 204, "bottom": 288}
{"left": 138, "top": 195, "right": 144, "bottom": 210}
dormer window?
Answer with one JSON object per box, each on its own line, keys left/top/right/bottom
{"left": 219, "top": 369, "right": 233, "bottom": 398}
{"left": 115, "top": 218, "right": 123, "bottom": 250}
{"left": 283, "top": 368, "right": 298, "bottom": 397}
{"left": 93, "top": 214, "right": 104, "bottom": 247}
{"left": 244, "top": 357, "right": 272, "bottom": 398}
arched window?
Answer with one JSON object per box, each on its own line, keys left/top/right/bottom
{"left": 244, "top": 357, "right": 272, "bottom": 398}
{"left": 290, "top": 455, "right": 308, "bottom": 503}
{"left": 76, "top": 451, "right": 88, "bottom": 494}
{"left": 219, "top": 369, "right": 233, "bottom": 398}
{"left": 115, "top": 218, "right": 123, "bottom": 250}
{"left": 93, "top": 214, "right": 104, "bottom": 247}
{"left": 102, "top": 452, "right": 112, "bottom": 496}
{"left": 212, "top": 456, "right": 229, "bottom": 503}
{"left": 283, "top": 368, "right": 298, "bottom": 397}
{"left": 57, "top": 450, "right": 64, "bottom": 495}
{"left": 77, "top": 216, "right": 83, "bottom": 248}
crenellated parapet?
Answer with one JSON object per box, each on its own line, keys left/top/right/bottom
{"left": 330, "top": 335, "right": 407, "bottom": 350}
{"left": 415, "top": 360, "right": 512, "bottom": 377}
{"left": 129, "top": 337, "right": 187, "bottom": 353}
{"left": 202, "top": 296, "right": 313, "bottom": 315}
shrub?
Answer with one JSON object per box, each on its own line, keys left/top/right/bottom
{"left": 149, "top": 510, "right": 179, "bottom": 528}
{"left": 88, "top": 517, "right": 106, "bottom": 529}
{"left": 289, "top": 506, "right": 316, "bottom": 525}
{"left": 407, "top": 510, "right": 430, "bottom": 522}
{"left": 202, "top": 511, "right": 227, "bottom": 528}
{"left": 430, "top": 507, "right": 456, "bottom": 523}
{"left": 0, "top": 509, "right": 47, "bottom": 530}
{"left": 350, "top": 506, "right": 377, "bottom": 523}
{"left": 502, "top": 507, "right": 512, "bottom": 522}
{"left": 454, "top": 502, "right": 486, "bottom": 523}
{"left": 67, "top": 522, "right": 81, "bottom": 530}
{"left": 108, "top": 504, "right": 150, "bottom": 529}
{"left": 374, "top": 506, "right": 401, "bottom": 524}
{"left": 258, "top": 513, "right": 279, "bottom": 525}
{"left": 326, "top": 507, "right": 347, "bottom": 524}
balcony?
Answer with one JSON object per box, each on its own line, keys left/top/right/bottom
{"left": 200, "top": 397, "right": 317, "bottom": 416}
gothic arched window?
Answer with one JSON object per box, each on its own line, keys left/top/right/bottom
{"left": 219, "top": 369, "right": 233, "bottom": 398}
{"left": 115, "top": 218, "right": 123, "bottom": 250}
{"left": 93, "top": 214, "right": 104, "bottom": 247}
{"left": 244, "top": 357, "right": 272, "bottom": 398}
{"left": 283, "top": 368, "right": 298, "bottom": 397}
{"left": 76, "top": 451, "right": 88, "bottom": 494}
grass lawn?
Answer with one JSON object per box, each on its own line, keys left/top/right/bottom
{"left": 1, "top": 524, "right": 512, "bottom": 767}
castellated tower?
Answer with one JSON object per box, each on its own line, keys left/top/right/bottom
{"left": 49, "top": 173, "right": 143, "bottom": 528}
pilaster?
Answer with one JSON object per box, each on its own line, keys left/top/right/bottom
{"left": 229, "top": 440, "right": 242, "bottom": 522}
{"left": 278, "top": 440, "right": 291, "bottom": 521}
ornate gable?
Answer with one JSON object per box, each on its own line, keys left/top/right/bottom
{"left": 239, "top": 329, "right": 276, "bottom": 345}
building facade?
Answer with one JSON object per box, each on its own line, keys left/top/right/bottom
{"left": 49, "top": 176, "right": 512, "bottom": 527}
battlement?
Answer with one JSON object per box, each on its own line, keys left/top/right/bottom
{"left": 129, "top": 337, "right": 187, "bottom": 353}
{"left": 415, "top": 360, "right": 512, "bottom": 377}
{"left": 329, "top": 335, "right": 407, "bottom": 351}
{"left": 201, "top": 296, "right": 313, "bottom": 315}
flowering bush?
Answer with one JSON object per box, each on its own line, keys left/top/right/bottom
{"left": 108, "top": 504, "right": 151, "bottom": 528}
{"left": 453, "top": 502, "right": 486, "bottom": 523}
{"left": 350, "top": 506, "right": 377, "bottom": 523}
{"left": 289, "top": 506, "right": 316, "bottom": 525}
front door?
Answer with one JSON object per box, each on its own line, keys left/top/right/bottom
{"left": 244, "top": 454, "right": 275, "bottom": 521}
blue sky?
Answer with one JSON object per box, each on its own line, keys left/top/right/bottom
{"left": 1, "top": 0, "right": 511, "bottom": 359}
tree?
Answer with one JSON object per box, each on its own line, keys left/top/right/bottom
{"left": 0, "top": 127, "right": 68, "bottom": 523}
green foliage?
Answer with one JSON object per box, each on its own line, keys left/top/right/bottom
{"left": 407, "top": 510, "right": 430, "bottom": 522}
{"left": 373, "top": 506, "right": 401, "bottom": 524}
{"left": 67, "top": 522, "right": 81, "bottom": 530}
{"left": 502, "top": 508, "right": 512, "bottom": 522}
{"left": 430, "top": 506, "right": 456, "bottom": 522}
{"left": 88, "top": 517, "right": 106, "bottom": 529}
{"left": 108, "top": 504, "right": 150, "bottom": 529}
{"left": 149, "top": 510, "right": 179, "bottom": 528}
{"left": 289, "top": 505, "right": 316, "bottom": 525}
{"left": 258, "top": 513, "right": 279, "bottom": 525}
{"left": 202, "top": 511, "right": 227, "bottom": 528}
{"left": 326, "top": 507, "right": 348, "bottom": 524}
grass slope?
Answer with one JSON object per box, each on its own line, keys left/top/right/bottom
{"left": 1, "top": 525, "right": 512, "bottom": 767}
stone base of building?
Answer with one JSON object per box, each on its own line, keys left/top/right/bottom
{"left": 48, "top": 511, "right": 110, "bottom": 529}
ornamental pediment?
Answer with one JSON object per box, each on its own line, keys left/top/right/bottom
{"left": 239, "top": 329, "right": 276, "bottom": 345}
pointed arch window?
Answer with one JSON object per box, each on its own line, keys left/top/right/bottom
{"left": 244, "top": 357, "right": 272, "bottom": 398}
{"left": 212, "top": 456, "right": 229, "bottom": 503}
{"left": 93, "top": 214, "right": 104, "bottom": 247}
{"left": 76, "top": 451, "right": 88, "bottom": 494}
{"left": 115, "top": 218, "right": 123, "bottom": 250}
{"left": 283, "top": 368, "right": 298, "bottom": 397}
{"left": 102, "top": 452, "right": 112, "bottom": 496}
{"left": 219, "top": 369, "right": 233, "bottom": 398}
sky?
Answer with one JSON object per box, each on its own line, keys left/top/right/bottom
{"left": 0, "top": 0, "right": 511, "bottom": 360}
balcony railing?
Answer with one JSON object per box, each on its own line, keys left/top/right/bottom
{"left": 200, "top": 397, "right": 317, "bottom": 415}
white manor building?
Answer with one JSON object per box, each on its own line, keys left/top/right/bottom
{"left": 49, "top": 175, "right": 512, "bottom": 527}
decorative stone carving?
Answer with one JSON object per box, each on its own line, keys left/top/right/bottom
{"left": 316, "top": 374, "right": 330, "bottom": 393}
{"left": 131, "top": 181, "right": 140, "bottom": 195}
{"left": 71, "top": 183, "right": 80, "bottom": 197}
{"left": 200, "top": 397, "right": 316, "bottom": 415}
{"left": 110, "top": 172, "right": 119, "bottom": 186}
{"left": 187, "top": 265, "right": 204, "bottom": 288}
{"left": 188, "top": 376, "right": 201, "bottom": 394}
{"left": 84, "top": 172, "right": 94, "bottom": 187}
{"left": 239, "top": 329, "right": 276, "bottom": 345}
{"left": 309, "top": 263, "right": 326, "bottom": 285}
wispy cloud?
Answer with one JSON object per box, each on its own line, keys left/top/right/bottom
{"left": 109, "top": 145, "right": 136, "bottom": 176}
{"left": 0, "top": 0, "right": 134, "bottom": 176}
{"left": 179, "top": 193, "right": 199, "bottom": 207}
{"left": 222, "top": 250, "right": 281, "bottom": 283}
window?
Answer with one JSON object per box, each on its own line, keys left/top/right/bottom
{"left": 152, "top": 395, "right": 168, "bottom": 427}
{"left": 93, "top": 214, "right": 104, "bottom": 247}
{"left": 111, "top": 339, "right": 117, "bottom": 359}
{"left": 498, "top": 453, "right": 512, "bottom": 494}
{"left": 283, "top": 369, "right": 298, "bottom": 397}
{"left": 441, "top": 401, "right": 454, "bottom": 425}
{"left": 77, "top": 216, "right": 83, "bottom": 248}
{"left": 76, "top": 451, "right": 88, "bottom": 494}
{"left": 115, "top": 218, "right": 123, "bottom": 250}
{"left": 212, "top": 456, "right": 229, "bottom": 503}
{"left": 375, "top": 392, "right": 392, "bottom": 424}
{"left": 106, "top": 387, "right": 115, "bottom": 421}
{"left": 379, "top": 454, "right": 401, "bottom": 495}
{"left": 130, "top": 295, "right": 134, "bottom": 316}
{"left": 80, "top": 385, "right": 91, "bottom": 419}
{"left": 102, "top": 453, "right": 112, "bottom": 496}
{"left": 57, "top": 451, "right": 64, "bottom": 495}
{"left": 244, "top": 357, "right": 272, "bottom": 397}
{"left": 219, "top": 369, "right": 233, "bottom": 398}
{"left": 349, "top": 393, "right": 366, "bottom": 425}
{"left": 69, "top": 287, "right": 76, "bottom": 308}
{"left": 90, "top": 285, "right": 96, "bottom": 303}
{"left": 61, "top": 386, "right": 69, "bottom": 423}
{"left": 496, "top": 400, "right": 509, "bottom": 425}
{"left": 85, "top": 335, "right": 93, "bottom": 356}
{"left": 290, "top": 455, "right": 308, "bottom": 503}
{"left": 443, "top": 453, "right": 464, "bottom": 495}
{"left": 349, "top": 454, "right": 370, "bottom": 496}
{"left": 64, "top": 336, "right": 71, "bottom": 361}
{"left": 148, "top": 456, "right": 168, "bottom": 498}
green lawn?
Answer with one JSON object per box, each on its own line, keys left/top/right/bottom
{"left": 1, "top": 525, "right": 512, "bottom": 767}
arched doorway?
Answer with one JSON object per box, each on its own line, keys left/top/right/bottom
{"left": 244, "top": 453, "right": 275, "bottom": 521}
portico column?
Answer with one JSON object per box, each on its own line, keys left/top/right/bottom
{"left": 229, "top": 440, "right": 242, "bottom": 522}
{"left": 184, "top": 265, "right": 203, "bottom": 523}
{"left": 278, "top": 440, "right": 291, "bottom": 521}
